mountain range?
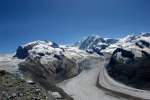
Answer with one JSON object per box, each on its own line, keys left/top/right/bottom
{"left": 0, "top": 32, "right": 150, "bottom": 100}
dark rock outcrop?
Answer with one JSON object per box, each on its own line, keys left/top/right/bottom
{"left": 51, "top": 42, "right": 59, "bottom": 48}
{"left": 135, "top": 40, "right": 150, "bottom": 48}
{"left": 105, "top": 38, "right": 118, "bottom": 45}
{"left": 113, "top": 48, "right": 134, "bottom": 59}
{"left": 14, "top": 46, "right": 29, "bottom": 59}
{"left": 109, "top": 48, "right": 134, "bottom": 65}
{"left": 107, "top": 48, "right": 150, "bottom": 90}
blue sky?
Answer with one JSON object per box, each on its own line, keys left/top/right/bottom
{"left": 0, "top": 0, "right": 150, "bottom": 53}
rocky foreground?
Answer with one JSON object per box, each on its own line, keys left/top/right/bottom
{"left": 0, "top": 70, "right": 54, "bottom": 100}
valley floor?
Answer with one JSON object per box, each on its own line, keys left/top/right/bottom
{"left": 58, "top": 60, "right": 128, "bottom": 100}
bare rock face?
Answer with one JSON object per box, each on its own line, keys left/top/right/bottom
{"left": 0, "top": 70, "right": 54, "bottom": 100}
{"left": 14, "top": 46, "right": 29, "bottom": 59}
{"left": 135, "top": 40, "right": 150, "bottom": 48}
{"left": 19, "top": 55, "right": 79, "bottom": 90}
{"left": 107, "top": 48, "right": 150, "bottom": 90}
{"left": 109, "top": 48, "right": 135, "bottom": 65}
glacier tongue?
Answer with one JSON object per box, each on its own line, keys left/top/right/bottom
{"left": 57, "top": 56, "right": 128, "bottom": 100}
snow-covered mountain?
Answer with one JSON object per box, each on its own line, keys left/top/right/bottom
{"left": 74, "top": 33, "right": 150, "bottom": 58}
{"left": 14, "top": 40, "right": 100, "bottom": 60}
{"left": 103, "top": 33, "right": 150, "bottom": 58}
{"left": 14, "top": 40, "right": 62, "bottom": 59}
{"left": 14, "top": 33, "right": 150, "bottom": 71}
{"left": 14, "top": 32, "right": 150, "bottom": 60}
{"left": 75, "top": 35, "right": 118, "bottom": 54}
{"left": 106, "top": 33, "right": 150, "bottom": 91}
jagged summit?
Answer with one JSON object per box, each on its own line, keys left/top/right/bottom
{"left": 74, "top": 35, "right": 118, "bottom": 54}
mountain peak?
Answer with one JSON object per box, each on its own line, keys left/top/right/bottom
{"left": 74, "top": 35, "right": 118, "bottom": 54}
